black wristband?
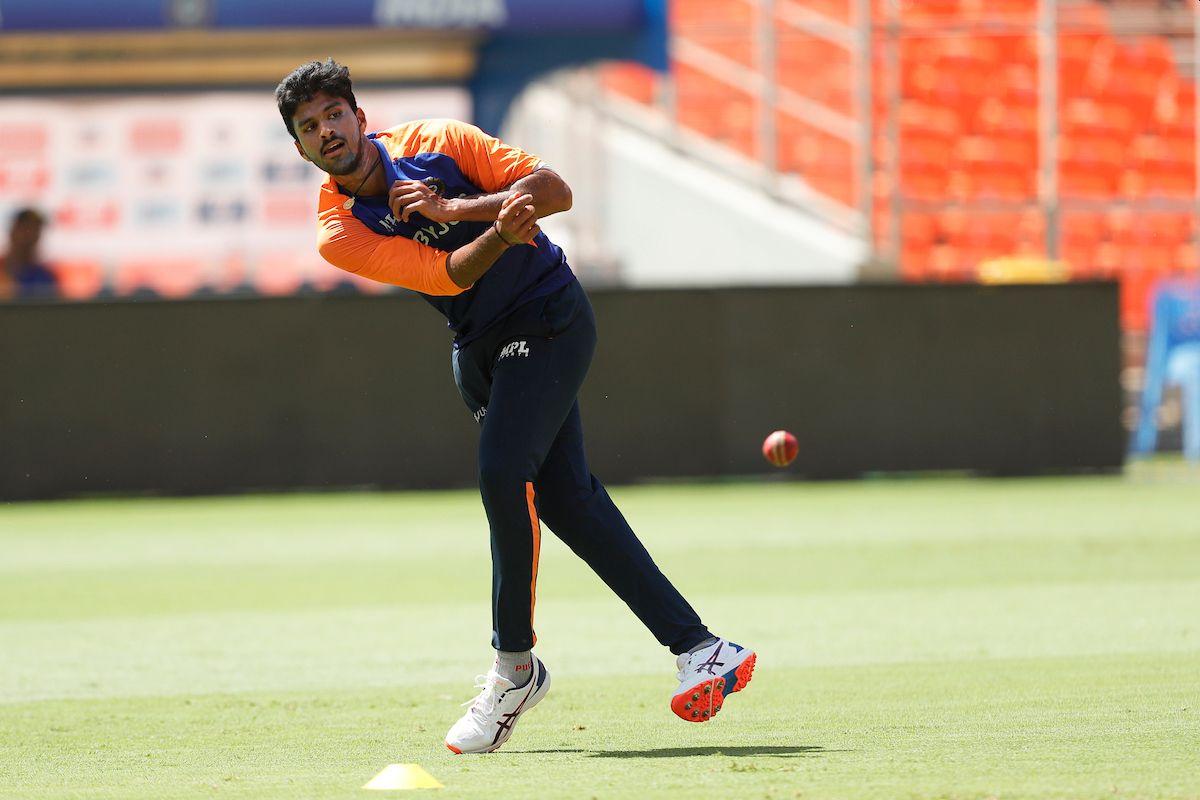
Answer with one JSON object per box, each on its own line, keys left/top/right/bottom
{"left": 492, "top": 220, "right": 518, "bottom": 247}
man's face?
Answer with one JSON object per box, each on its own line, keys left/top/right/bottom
{"left": 9, "top": 217, "right": 42, "bottom": 252}
{"left": 291, "top": 92, "right": 368, "bottom": 177}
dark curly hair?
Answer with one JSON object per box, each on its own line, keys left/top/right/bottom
{"left": 275, "top": 58, "right": 358, "bottom": 140}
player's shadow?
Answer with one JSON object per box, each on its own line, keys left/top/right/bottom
{"left": 513, "top": 745, "right": 836, "bottom": 758}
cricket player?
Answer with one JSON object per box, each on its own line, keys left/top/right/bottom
{"left": 275, "top": 59, "right": 755, "bottom": 754}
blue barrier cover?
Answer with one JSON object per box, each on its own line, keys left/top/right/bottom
{"left": 0, "top": 0, "right": 646, "bottom": 32}
{"left": 0, "top": 0, "right": 167, "bottom": 29}
{"left": 1134, "top": 280, "right": 1200, "bottom": 459}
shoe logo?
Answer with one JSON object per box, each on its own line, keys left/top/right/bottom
{"left": 493, "top": 710, "right": 519, "bottom": 744}
{"left": 491, "top": 665, "right": 539, "bottom": 745}
{"left": 498, "top": 340, "right": 530, "bottom": 361}
{"left": 515, "top": 663, "right": 531, "bottom": 672}
{"left": 473, "top": 406, "right": 487, "bottom": 423}
{"left": 695, "top": 643, "right": 726, "bottom": 676}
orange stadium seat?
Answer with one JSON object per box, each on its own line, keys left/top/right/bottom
{"left": 902, "top": 212, "right": 937, "bottom": 249}
{"left": 1144, "top": 212, "right": 1194, "bottom": 245}
{"left": 1063, "top": 210, "right": 1105, "bottom": 242}
{"left": 1174, "top": 243, "right": 1199, "bottom": 275}
{"left": 1142, "top": 168, "right": 1196, "bottom": 200}
{"left": 972, "top": 166, "right": 1036, "bottom": 201}
{"left": 1154, "top": 83, "right": 1195, "bottom": 135}
{"left": 900, "top": 244, "right": 931, "bottom": 280}
{"left": 1091, "top": 241, "right": 1125, "bottom": 279}
{"left": 1128, "top": 37, "right": 1175, "bottom": 79}
{"left": 901, "top": 0, "right": 962, "bottom": 27}
{"left": 115, "top": 257, "right": 206, "bottom": 298}
{"left": 1064, "top": 134, "right": 1126, "bottom": 167}
{"left": 975, "top": 99, "right": 1038, "bottom": 137}
{"left": 1106, "top": 208, "right": 1136, "bottom": 246}
{"left": 1059, "top": 57, "right": 1091, "bottom": 97}
{"left": 254, "top": 252, "right": 313, "bottom": 296}
{"left": 900, "top": 133, "right": 949, "bottom": 168}
{"left": 1068, "top": 247, "right": 1108, "bottom": 280}
{"left": 671, "top": 0, "right": 754, "bottom": 28}
{"left": 1062, "top": 98, "right": 1137, "bottom": 140}
{"left": 899, "top": 164, "right": 950, "bottom": 201}
{"left": 1060, "top": 163, "right": 1120, "bottom": 198}
{"left": 600, "top": 64, "right": 657, "bottom": 106}
{"left": 49, "top": 259, "right": 105, "bottom": 300}
{"left": 1062, "top": 239, "right": 1098, "bottom": 279}
{"left": 211, "top": 254, "right": 248, "bottom": 294}
{"left": 1161, "top": 135, "right": 1196, "bottom": 166}
{"left": 1121, "top": 266, "right": 1173, "bottom": 331}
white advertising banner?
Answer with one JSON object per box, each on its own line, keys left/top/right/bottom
{"left": 0, "top": 88, "right": 470, "bottom": 298}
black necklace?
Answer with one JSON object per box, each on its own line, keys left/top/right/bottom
{"left": 341, "top": 145, "right": 382, "bottom": 211}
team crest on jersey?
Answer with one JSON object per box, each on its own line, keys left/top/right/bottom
{"left": 423, "top": 176, "right": 447, "bottom": 195}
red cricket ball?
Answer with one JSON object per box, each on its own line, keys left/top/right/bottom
{"left": 762, "top": 430, "right": 799, "bottom": 468}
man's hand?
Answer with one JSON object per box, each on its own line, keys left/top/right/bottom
{"left": 388, "top": 180, "right": 460, "bottom": 224}
{"left": 442, "top": 191, "right": 542, "bottom": 290}
{"left": 495, "top": 192, "right": 540, "bottom": 245}
{"left": 395, "top": 168, "right": 571, "bottom": 226}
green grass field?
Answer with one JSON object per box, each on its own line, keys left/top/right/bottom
{"left": 2, "top": 476, "right": 1198, "bottom": 800}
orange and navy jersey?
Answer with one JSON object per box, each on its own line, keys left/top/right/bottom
{"left": 316, "top": 118, "right": 575, "bottom": 346}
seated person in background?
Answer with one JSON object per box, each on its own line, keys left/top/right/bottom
{"left": 1, "top": 208, "right": 58, "bottom": 300}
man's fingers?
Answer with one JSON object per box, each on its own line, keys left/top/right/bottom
{"left": 391, "top": 185, "right": 424, "bottom": 201}
{"left": 516, "top": 212, "right": 538, "bottom": 233}
{"left": 492, "top": 193, "right": 539, "bottom": 243}
{"left": 388, "top": 181, "right": 422, "bottom": 202}
{"left": 389, "top": 181, "right": 429, "bottom": 211}
{"left": 506, "top": 203, "right": 537, "bottom": 228}
{"left": 500, "top": 193, "right": 533, "bottom": 217}
{"left": 391, "top": 179, "right": 424, "bottom": 193}
{"left": 391, "top": 191, "right": 427, "bottom": 219}
{"left": 391, "top": 192, "right": 425, "bottom": 209}
{"left": 512, "top": 205, "right": 537, "bottom": 226}
{"left": 400, "top": 199, "right": 432, "bottom": 223}
{"left": 509, "top": 217, "right": 539, "bottom": 243}
{"left": 498, "top": 198, "right": 533, "bottom": 227}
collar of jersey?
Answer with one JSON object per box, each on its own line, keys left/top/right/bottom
{"left": 335, "top": 134, "right": 395, "bottom": 204}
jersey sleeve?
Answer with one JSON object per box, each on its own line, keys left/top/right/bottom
{"left": 435, "top": 119, "right": 544, "bottom": 193}
{"left": 316, "top": 201, "right": 466, "bottom": 297}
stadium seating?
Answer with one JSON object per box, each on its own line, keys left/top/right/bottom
{"left": 602, "top": 0, "right": 1198, "bottom": 329}
{"left": 114, "top": 257, "right": 206, "bottom": 299}
{"left": 48, "top": 259, "right": 105, "bottom": 301}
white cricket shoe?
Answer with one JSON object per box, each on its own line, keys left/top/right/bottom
{"left": 445, "top": 655, "right": 551, "bottom": 754}
{"left": 671, "top": 638, "right": 756, "bottom": 722}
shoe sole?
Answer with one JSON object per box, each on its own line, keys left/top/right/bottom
{"left": 670, "top": 651, "right": 756, "bottom": 723}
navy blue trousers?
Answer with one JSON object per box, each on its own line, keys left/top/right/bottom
{"left": 453, "top": 279, "right": 710, "bottom": 655}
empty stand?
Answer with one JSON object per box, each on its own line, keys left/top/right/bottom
{"left": 602, "top": 0, "right": 1198, "bottom": 329}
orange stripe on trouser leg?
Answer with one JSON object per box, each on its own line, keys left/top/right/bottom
{"left": 525, "top": 481, "right": 541, "bottom": 646}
